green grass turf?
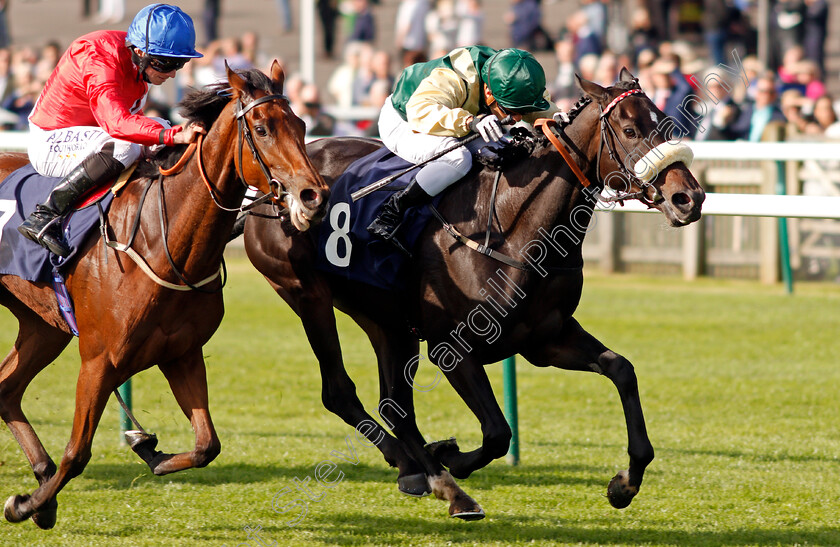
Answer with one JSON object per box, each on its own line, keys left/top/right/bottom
{"left": 1, "top": 257, "right": 839, "bottom": 546}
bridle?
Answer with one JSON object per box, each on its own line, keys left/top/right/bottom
{"left": 159, "top": 92, "right": 291, "bottom": 215}
{"left": 543, "top": 86, "right": 666, "bottom": 208}
{"left": 107, "top": 91, "right": 295, "bottom": 293}
{"left": 436, "top": 83, "right": 691, "bottom": 275}
{"left": 234, "top": 93, "right": 291, "bottom": 207}
{"left": 595, "top": 87, "right": 665, "bottom": 207}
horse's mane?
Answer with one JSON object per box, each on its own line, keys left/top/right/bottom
{"left": 180, "top": 68, "right": 276, "bottom": 127}
{"left": 136, "top": 68, "right": 276, "bottom": 177}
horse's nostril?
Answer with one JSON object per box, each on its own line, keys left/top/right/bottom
{"left": 671, "top": 192, "right": 691, "bottom": 207}
{"left": 300, "top": 188, "right": 321, "bottom": 208}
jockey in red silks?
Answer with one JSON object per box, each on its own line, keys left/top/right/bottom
{"left": 19, "top": 3, "right": 205, "bottom": 258}
{"left": 368, "top": 46, "right": 562, "bottom": 241}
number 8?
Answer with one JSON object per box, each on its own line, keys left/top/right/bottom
{"left": 325, "top": 202, "right": 352, "bottom": 268}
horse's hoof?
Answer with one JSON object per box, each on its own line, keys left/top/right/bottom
{"left": 607, "top": 470, "right": 638, "bottom": 509}
{"left": 31, "top": 498, "right": 57, "bottom": 530}
{"left": 125, "top": 430, "right": 160, "bottom": 464}
{"left": 425, "top": 437, "right": 459, "bottom": 459}
{"left": 4, "top": 494, "right": 31, "bottom": 523}
{"left": 397, "top": 473, "right": 430, "bottom": 497}
{"left": 449, "top": 491, "right": 485, "bottom": 521}
{"left": 125, "top": 430, "right": 158, "bottom": 451}
{"left": 450, "top": 508, "right": 486, "bottom": 521}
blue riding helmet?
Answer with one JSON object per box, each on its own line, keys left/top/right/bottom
{"left": 127, "top": 4, "right": 203, "bottom": 59}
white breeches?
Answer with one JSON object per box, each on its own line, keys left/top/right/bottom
{"left": 27, "top": 117, "right": 171, "bottom": 177}
{"left": 378, "top": 97, "right": 486, "bottom": 196}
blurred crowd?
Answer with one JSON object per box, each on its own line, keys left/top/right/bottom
{"left": 0, "top": 0, "right": 837, "bottom": 144}
{"left": 300, "top": 0, "right": 838, "bottom": 142}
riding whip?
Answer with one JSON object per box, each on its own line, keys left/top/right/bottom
{"left": 351, "top": 115, "right": 513, "bottom": 202}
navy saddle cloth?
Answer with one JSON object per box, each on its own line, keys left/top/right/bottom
{"left": 0, "top": 165, "right": 114, "bottom": 282}
{"left": 314, "top": 147, "right": 441, "bottom": 291}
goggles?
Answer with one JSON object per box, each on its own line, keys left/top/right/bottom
{"left": 148, "top": 55, "right": 188, "bottom": 73}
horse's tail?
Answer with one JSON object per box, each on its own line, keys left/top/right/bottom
{"left": 228, "top": 214, "right": 247, "bottom": 242}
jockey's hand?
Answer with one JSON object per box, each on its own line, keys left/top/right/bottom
{"left": 173, "top": 123, "right": 206, "bottom": 145}
{"left": 470, "top": 114, "right": 504, "bottom": 143}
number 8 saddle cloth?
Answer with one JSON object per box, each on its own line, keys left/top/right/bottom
{"left": 314, "top": 146, "right": 442, "bottom": 291}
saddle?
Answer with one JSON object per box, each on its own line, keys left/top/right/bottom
{"left": 0, "top": 164, "right": 133, "bottom": 281}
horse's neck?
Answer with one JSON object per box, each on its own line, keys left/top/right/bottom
{"left": 483, "top": 110, "right": 602, "bottom": 269}
{"left": 160, "top": 112, "right": 244, "bottom": 268}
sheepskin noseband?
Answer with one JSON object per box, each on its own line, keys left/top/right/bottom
{"left": 633, "top": 142, "right": 694, "bottom": 184}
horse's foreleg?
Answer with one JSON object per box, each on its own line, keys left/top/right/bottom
{"left": 521, "top": 317, "right": 654, "bottom": 509}
{"left": 299, "top": 298, "right": 431, "bottom": 496}
{"left": 368, "top": 327, "right": 483, "bottom": 518}
{"left": 131, "top": 349, "right": 221, "bottom": 475}
{"left": 4, "top": 357, "right": 113, "bottom": 527}
{"left": 0, "top": 316, "right": 73, "bottom": 529}
{"left": 426, "top": 359, "right": 512, "bottom": 480}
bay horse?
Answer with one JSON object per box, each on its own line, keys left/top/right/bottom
{"left": 0, "top": 61, "right": 327, "bottom": 529}
{"left": 243, "top": 69, "right": 705, "bottom": 519}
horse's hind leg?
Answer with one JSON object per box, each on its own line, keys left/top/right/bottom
{"left": 0, "top": 312, "right": 72, "bottom": 529}
{"left": 245, "top": 225, "right": 431, "bottom": 496}
{"left": 129, "top": 348, "right": 221, "bottom": 475}
{"left": 520, "top": 317, "right": 654, "bottom": 509}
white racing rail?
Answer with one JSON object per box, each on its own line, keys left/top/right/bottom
{"left": 2, "top": 132, "right": 837, "bottom": 219}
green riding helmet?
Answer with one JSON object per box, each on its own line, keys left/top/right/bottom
{"left": 482, "top": 49, "right": 550, "bottom": 113}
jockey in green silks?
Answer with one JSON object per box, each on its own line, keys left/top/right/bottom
{"left": 368, "top": 46, "right": 561, "bottom": 240}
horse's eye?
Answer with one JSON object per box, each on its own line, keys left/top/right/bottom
{"left": 254, "top": 125, "right": 268, "bottom": 137}
{"left": 623, "top": 128, "right": 637, "bottom": 138}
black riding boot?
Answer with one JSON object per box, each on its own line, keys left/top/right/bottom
{"left": 18, "top": 147, "right": 124, "bottom": 257}
{"left": 367, "top": 179, "right": 431, "bottom": 240}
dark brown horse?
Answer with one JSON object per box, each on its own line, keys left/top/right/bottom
{"left": 243, "top": 70, "right": 705, "bottom": 519}
{"left": 0, "top": 62, "right": 328, "bottom": 529}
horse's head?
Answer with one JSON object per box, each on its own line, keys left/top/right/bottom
{"left": 577, "top": 68, "right": 704, "bottom": 227}
{"left": 227, "top": 61, "right": 329, "bottom": 230}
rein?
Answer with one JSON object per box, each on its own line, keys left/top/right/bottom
{"left": 534, "top": 118, "right": 591, "bottom": 188}
{"left": 159, "top": 118, "right": 283, "bottom": 215}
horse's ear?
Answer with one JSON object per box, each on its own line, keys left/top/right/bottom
{"left": 619, "top": 67, "right": 636, "bottom": 84}
{"left": 575, "top": 73, "right": 608, "bottom": 103}
{"left": 226, "top": 60, "right": 248, "bottom": 99}
{"left": 269, "top": 59, "right": 286, "bottom": 92}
